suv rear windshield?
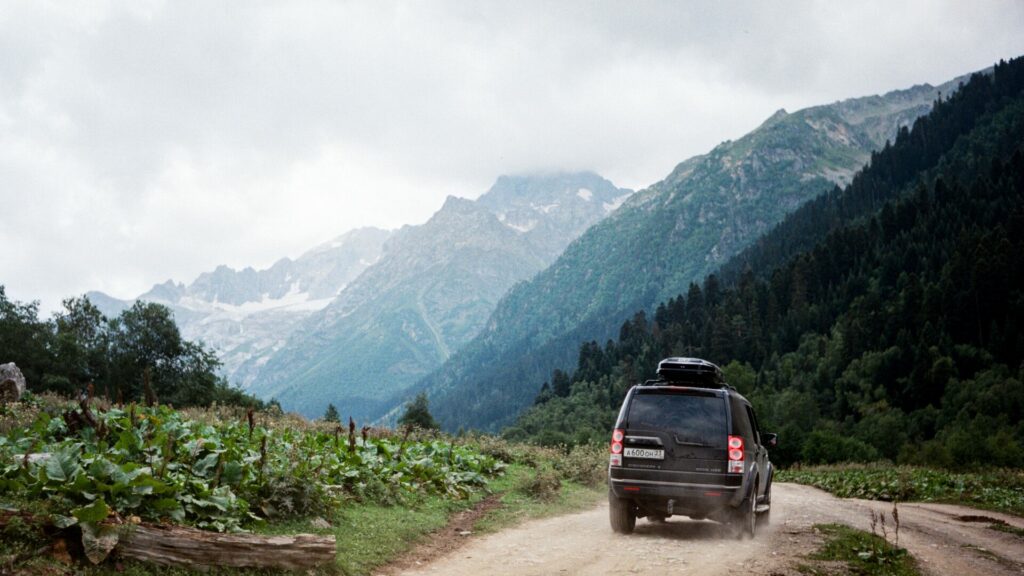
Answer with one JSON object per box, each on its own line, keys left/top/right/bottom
{"left": 627, "top": 391, "right": 727, "bottom": 446}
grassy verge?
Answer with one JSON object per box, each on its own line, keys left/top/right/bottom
{"left": 473, "top": 462, "right": 604, "bottom": 533}
{"left": 1, "top": 437, "right": 607, "bottom": 576}
{"left": 331, "top": 494, "right": 481, "bottom": 575}
{"left": 778, "top": 464, "right": 1024, "bottom": 516}
{"left": 797, "top": 523, "right": 920, "bottom": 576}
{"left": 320, "top": 452, "right": 605, "bottom": 574}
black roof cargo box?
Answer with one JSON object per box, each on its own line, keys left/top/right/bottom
{"left": 654, "top": 357, "right": 726, "bottom": 388}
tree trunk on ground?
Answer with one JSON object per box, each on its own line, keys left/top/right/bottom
{"left": 0, "top": 511, "right": 336, "bottom": 571}
{"left": 116, "top": 523, "right": 336, "bottom": 571}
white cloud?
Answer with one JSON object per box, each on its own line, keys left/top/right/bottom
{"left": 2, "top": 0, "right": 1023, "bottom": 313}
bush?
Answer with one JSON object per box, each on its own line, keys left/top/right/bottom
{"left": 550, "top": 444, "right": 607, "bottom": 487}
{"left": 257, "top": 473, "right": 332, "bottom": 519}
{"left": 801, "top": 429, "right": 880, "bottom": 464}
{"left": 518, "top": 467, "right": 562, "bottom": 501}
{"left": 898, "top": 439, "right": 953, "bottom": 468}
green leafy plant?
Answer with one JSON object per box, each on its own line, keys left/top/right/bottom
{"left": 779, "top": 464, "right": 1024, "bottom": 516}
{"left": 808, "top": 523, "right": 919, "bottom": 576}
{"left": 0, "top": 398, "right": 506, "bottom": 565}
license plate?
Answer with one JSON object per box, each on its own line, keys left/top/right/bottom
{"left": 623, "top": 447, "right": 664, "bottom": 460}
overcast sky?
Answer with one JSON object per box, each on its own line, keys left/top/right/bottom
{"left": 2, "top": 1, "right": 1023, "bottom": 314}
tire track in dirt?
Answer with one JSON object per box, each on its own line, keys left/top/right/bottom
{"left": 384, "top": 483, "right": 1024, "bottom": 576}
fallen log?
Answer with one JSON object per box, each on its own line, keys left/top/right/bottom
{"left": 115, "top": 523, "right": 336, "bottom": 571}
{"left": 0, "top": 511, "right": 336, "bottom": 571}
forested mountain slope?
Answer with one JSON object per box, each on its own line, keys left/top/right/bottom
{"left": 504, "top": 57, "right": 1024, "bottom": 468}
{"left": 407, "top": 71, "right": 969, "bottom": 431}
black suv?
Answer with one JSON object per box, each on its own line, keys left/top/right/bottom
{"left": 607, "top": 357, "right": 776, "bottom": 537}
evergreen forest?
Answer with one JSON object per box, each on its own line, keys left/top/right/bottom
{"left": 505, "top": 57, "right": 1024, "bottom": 469}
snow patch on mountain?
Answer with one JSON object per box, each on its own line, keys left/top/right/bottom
{"left": 506, "top": 219, "right": 538, "bottom": 233}
{"left": 603, "top": 193, "right": 631, "bottom": 213}
{"left": 532, "top": 202, "right": 560, "bottom": 214}
{"left": 577, "top": 188, "right": 593, "bottom": 201}
{"left": 178, "top": 285, "right": 333, "bottom": 322}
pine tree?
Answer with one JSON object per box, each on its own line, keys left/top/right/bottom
{"left": 551, "top": 369, "right": 572, "bottom": 397}
{"left": 399, "top": 392, "right": 440, "bottom": 430}
{"left": 323, "top": 403, "right": 340, "bottom": 423}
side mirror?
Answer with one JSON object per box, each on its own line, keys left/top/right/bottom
{"left": 763, "top": 432, "right": 778, "bottom": 448}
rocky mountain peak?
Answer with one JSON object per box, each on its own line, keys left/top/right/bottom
{"left": 478, "top": 171, "right": 625, "bottom": 210}
{"left": 139, "top": 279, "right": 186, "bottom": 303}
{"left": 247, "top": 170, "right": 629, "bottom": 418}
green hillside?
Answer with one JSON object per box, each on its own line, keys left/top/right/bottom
{"left": 504, "top": 57, "right": 1024, "bottom": 468}
{"left": 407, "top": 73, "right": 970, "bottom": 432}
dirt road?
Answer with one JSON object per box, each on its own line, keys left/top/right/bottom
{"left": 387, "top": 483, "right": 1024, "bottom": 576}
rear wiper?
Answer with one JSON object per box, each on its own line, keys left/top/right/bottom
{"left": 673, "top": 435, "right": 713, "bottom": 447}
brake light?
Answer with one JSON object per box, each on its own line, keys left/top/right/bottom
{"left": 727, "top": 435, "right": 744, "bottom": 473}
{"left": 610, "top": 429, "right": 624, "bottom": 454}
{"left": 609, "top": 428, "right": 624, "bottom": 466}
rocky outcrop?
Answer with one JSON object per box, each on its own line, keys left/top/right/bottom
{"left": 0, "top": 362, "right": 27, "bottom": 403}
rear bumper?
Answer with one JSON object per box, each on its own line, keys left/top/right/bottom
{"left": 608, "top": 466, "right": 746, "bottom": 515}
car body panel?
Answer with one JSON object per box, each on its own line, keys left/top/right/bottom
{"left": 608, "top": 358, "right": 774, "bottom": 525}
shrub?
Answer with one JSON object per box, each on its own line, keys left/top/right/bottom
{"left": 551, "top": 444, "right": 607, "bottom": 487}
{"left": 519, "top": 467, "right": 562, "bottom": 501}
{"left": 801, "top": 429, "right": 880, "bottom": 464}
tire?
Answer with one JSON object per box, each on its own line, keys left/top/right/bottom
{"left": 734, "top": 480, "right": 757, "bottom": 539}
{"left": 609, "top": 490, "right": 636, "bottom": 534}
{"left": 757, "top": 481, "right": 772, "bottom": 527}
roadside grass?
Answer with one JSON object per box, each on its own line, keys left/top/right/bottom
{"left": 778, "top": 464, "right": 1024, "bottom": 516}
{"left": 317, "top": 460, "right": 603, "bottom": 574}
{"left": 472, "top": 462, "right": 604, "bottom": 534}
{"left": 989, "top": 521, "right": 1024, "bottom": 539}
{"left": 4, "top": 492, "right": 487, "bottom": 576}
{"left": 1, "top": 435, "right": 607, "bottom": 576}
{"left": 797, "top": 523, "right": 920, "bottom": 576}
{"left": 330, "top": 494, "right": 480, "bottom": 575}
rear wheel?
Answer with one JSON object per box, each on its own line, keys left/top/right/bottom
{"left": 757, "top": 480, "right": 772, "bottom": 527}
{"left": 609, "top": 490, "right": 636, "bottom": 534}
{"left": 734, "top": 481, "right": 757, "bottom": 539}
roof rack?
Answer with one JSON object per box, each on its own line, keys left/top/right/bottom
{"left": 638, "top": 378, "right": 735, "bottom": 392}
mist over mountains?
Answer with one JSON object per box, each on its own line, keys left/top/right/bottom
{"left": 89, "top": 172, "right": 631, "bottom": 418}
{"left": 401, "top": 73, "right": 971, "bottom": 432}
{"left": 87, "top": 66, "right": 989, "bottom": 431}
{"left": 87, "top": 227, "right": 392, "bottom": 388}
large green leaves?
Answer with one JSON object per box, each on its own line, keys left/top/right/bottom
{"left": 72, "top": 498, "right": 109, "bottom": 522}
{"left": 1, "top": 402, "right": 504, "bottom": 534}
{"left": 80, "top": 522, "right": 120, "bottom": 564}
{"left": 43, "top": 448, "right": 81, "bottom": 483}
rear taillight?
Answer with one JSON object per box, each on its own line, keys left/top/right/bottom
{"left": 609, "top": 428, "right": 624, "bottom": 466}
{"left": 727, "top": 435, "right": 744, "bottom": 474}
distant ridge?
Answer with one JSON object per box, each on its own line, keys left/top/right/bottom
{"left": 246, "top": 172, "right": 632, "bottom": 419}
{"left": 401, "top": 70, "right": 974, "bottom": 432}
